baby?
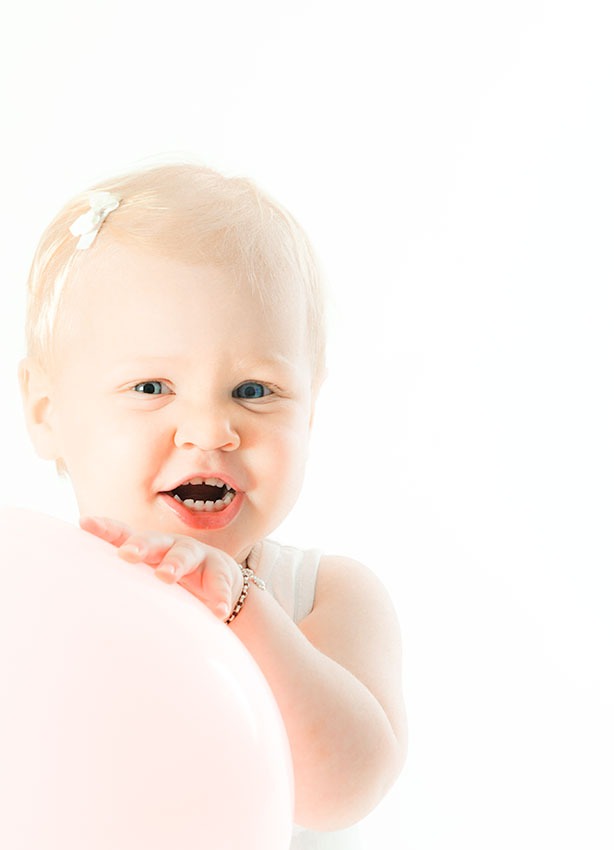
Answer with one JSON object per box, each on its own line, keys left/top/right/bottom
{"left": 18, "top": 161, "right": 407, "bottom": 846}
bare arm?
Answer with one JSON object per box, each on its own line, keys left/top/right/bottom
{"left": 229, "top": 554, "right": 408, "bottom": 831}
{"left": 79, "top": 518, "right": 407, "bottom": 831}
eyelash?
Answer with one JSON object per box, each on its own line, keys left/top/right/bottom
{"left": 131, "top": 380, "right": 275, "bottom": 400}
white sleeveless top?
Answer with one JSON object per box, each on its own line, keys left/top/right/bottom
{"left": 246, "top": 539, "right": 365, "bottom": 850}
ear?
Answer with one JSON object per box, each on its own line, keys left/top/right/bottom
{"left": 18, "top": 357, "right": 62, "bottom": 461}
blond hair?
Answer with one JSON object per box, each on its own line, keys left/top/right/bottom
{"left": 25, "top": 160, "right": 328, "bottom": 383}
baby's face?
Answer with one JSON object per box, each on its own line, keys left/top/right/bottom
{"left": 46, "top": 243, "right": 316, "bottom": 562}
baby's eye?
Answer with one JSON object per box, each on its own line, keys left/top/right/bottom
{"left": 133, "top": 380, "right": 172, "bottom": 395}
{"left": 232, "top": 382, "right": 273, "bottom": 400}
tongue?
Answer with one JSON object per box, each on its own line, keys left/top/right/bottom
{"left": 174, "top": 484, "right": 224, "bottom": 502}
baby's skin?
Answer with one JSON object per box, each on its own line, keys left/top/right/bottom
{"left": 79, "top": 515, "right": 244, "bottom": 619}
{"left": 20, "top": 241, "right": 407, "bottom": 830}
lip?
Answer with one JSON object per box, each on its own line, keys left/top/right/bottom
{"left": 158, "top": 490, "right": 244, "bottom": 530}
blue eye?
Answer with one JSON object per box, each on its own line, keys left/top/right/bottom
{"left": 233, "top": 382, "right": 272, "bottom": 400}
{"left": 133, "top": 381, "right": 171, "bottom": 395}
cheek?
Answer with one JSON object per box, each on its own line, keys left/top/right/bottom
{"left": 260, "top": 418, "right": 310, "bottom": 495}
{"left": 55, "top": 399, "right": 157, "bottom": 489}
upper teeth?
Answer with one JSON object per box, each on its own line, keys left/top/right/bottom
{"left": 185, "top": 477, "right": 228, "bottom": 488}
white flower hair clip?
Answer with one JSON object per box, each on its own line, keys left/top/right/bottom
{"left": 69, "top": 191, "right": 121, "bottom": 250}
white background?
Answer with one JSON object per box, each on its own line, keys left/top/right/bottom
{"left": 1, "top": 1, "right": 613, "bottom": 847}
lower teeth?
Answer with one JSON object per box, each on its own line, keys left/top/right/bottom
{"left": 172, "top": 492, "right": 235, "bottom": 512}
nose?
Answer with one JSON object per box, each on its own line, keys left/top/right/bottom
{"left": 173, "top": 403, "right": 240, "bottom": 452}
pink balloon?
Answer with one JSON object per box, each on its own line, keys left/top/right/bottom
{"left": 0, "top": 508, "right": 293, "bottom": 850}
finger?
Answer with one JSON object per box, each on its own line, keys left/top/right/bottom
{"left": 211, "top": 570, "right": 235, "bottom": 619}
{"left": 154, "top": 536, "right": 209, "bottom": 583}
{"left": 206, "top": 569, "right": 234, "bottom": 617}
{"left": 157, "top": 543, "right": 234, "bottom": 615}
{"left": 79, "top": 515, "right": 135, "bottom": 547}
{"left": 179, "top": 553, "right": 236, "bottom": 619}
{"left": 116, "top": 532, "right": 178, "bottom": 564}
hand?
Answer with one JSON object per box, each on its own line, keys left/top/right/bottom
{"left": 79, "top": 515, "right": 244, "bottom": 621}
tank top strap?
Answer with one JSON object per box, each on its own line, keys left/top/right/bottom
{"left": 246, "top": 538, "right": 323, "bottom": 624}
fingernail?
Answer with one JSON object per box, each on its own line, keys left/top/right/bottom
{"left": 120, "top": 544, "right": 142, "bottom": 558}
{"left": 215, "top": 601, "right": 230, "bottom": 619}
{"left": 80, "top": 515, "right": 99, "bottom": 527}
{"left": 156, "top": 565, "right": 176, "bottom": 583}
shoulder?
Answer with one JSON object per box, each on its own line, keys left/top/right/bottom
{"left": 310, "top": 554, "right": 403, "bottom": 646}
{"left": 300, "top": 553, "right": 407, "bottom": 757}
{"left": 313, "top": 553, "right": 396, "bottom": 608}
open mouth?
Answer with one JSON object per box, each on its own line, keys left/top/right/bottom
{"left": 164, "top": 477, "right": 237, "bottom": 513}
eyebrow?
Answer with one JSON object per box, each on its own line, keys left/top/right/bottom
{"left": 234, "top": 354, "right": 296, "bottom": 370}
{"left": 117, "top": 354, "right": 296, "bottom": 370}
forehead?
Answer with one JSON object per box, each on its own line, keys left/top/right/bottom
{"left": 54, "top": 242, "right": 309, "bottom": 370}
